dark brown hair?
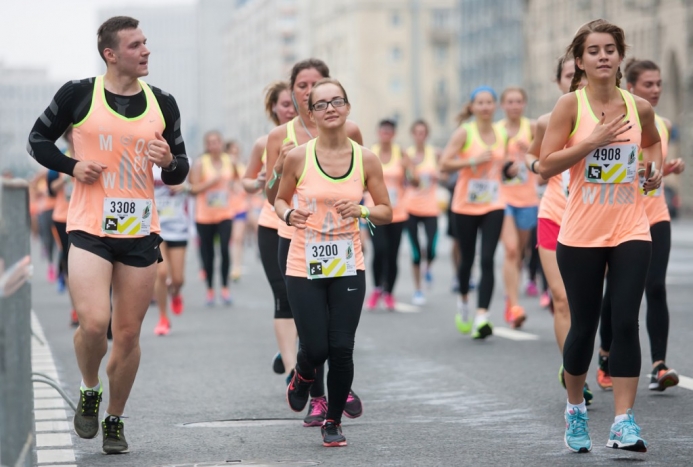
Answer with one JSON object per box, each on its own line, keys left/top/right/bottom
{"left": 410, "top": 119, "right": 429, "bottom": 134}
{"left": 566, "top": 19, "right": 627, "bottom": 92}
{"left": 97, "top": 16, "right": 140, "bottom": 63}
{"left": 290, "top": 58, "right": 330, "bottom": 90}
{"left": 500, "top": 86, "right": 527, "bottom": 103}
{"left": 624, "top": 58, "right": 660, "bottom": 86}
{"left": 308, "top": 78, "right": 349, "bottom": 110}
{"left": 264, "top": 81, "right": 291, "bottom": 125}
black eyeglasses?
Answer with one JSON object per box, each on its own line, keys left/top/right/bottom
{"left": 311, "top": 98, "right": 348, "bottom": 111}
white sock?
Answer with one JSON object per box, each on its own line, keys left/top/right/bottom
{"left": 457, "top": 298, "right": 470, "bottom": 321}
{"left": 566, "top": 399, "right": 587, "bottom": 414}
{"left": 614, "top": 413, "right": 629, "bottom": 424}
{"left": 80, "top": 379, "right": 101, "bottom": 392}
{"left": 474, "top": 311, "right": 489, "bottom": 325}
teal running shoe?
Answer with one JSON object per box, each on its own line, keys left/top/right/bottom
{"left": 564, "top": 408, "right": 591, "bottom": 453}
{"left": 583, "top": 382, "right": 593, "bottom": 406}
{"left": 606, "top": 409, "right": 647, "bottom": 452}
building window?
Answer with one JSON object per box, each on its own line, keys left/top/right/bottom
{"left": 434, "top": 44, "right": 448, "bottom": 64}
{"left": 390, "top": 78, "right": 403, "bottom": 94}
{"left": 389, "top": 46, "right": 402, "bottom": 62}
{"left": 391, "top": 11, "right": 401, "bottom": 26}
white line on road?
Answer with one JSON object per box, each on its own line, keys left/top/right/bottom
{"left": 394, "top": 302, "right": 421, "bottom": 313}
{"left": 493, "top": 327, "right": 540, "bottom": 341}
{"left": 678, "top": 375, "right": 693, "bottom": 391}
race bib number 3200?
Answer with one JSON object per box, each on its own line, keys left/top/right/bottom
{"left": 305, "top": 240, "right": 357, "bottom": 279}
{"left": 585, "top": 144, "right": 637, "bottom": 184}
{"left": 102, "top": 198, "right": 152, "bottom": 236}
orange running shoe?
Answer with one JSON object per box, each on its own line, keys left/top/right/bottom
{"left": 596, "top": 354, "right": 613, "bottom": 391}
{"left": 154, "top": 317, "right": 170, "bottom": 336}
{"left": 70, "top": 310, "right": 79, "bottom": 327}
{"left": 504, "top": 298, "right": 512, "bottom": 323}
{"left": 509, "top": 305, "right": 526, "bottom": 329}
{"left": 171, "top": 294, "right": 184, "bottom": 315}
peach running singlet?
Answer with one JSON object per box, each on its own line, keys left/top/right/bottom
{"left": 558, "top": 88, "right": 650, "bottom": 247}
{"left": 372, "top": 144, "right": 408, "bottom": 224}
{"left": 194, "top": 153, "right": 236, "bottom": 224}
{"left": 403, "top": 146, "right": 440, "bottom": 217}
{"left": 70, "top": 75, "right": 163, "bottom": 237}
{"left": 498, "top": 117, "right": 539, "bottom": 208}
{"left": 286, "top": 138, "right": 366, "bottom": 278}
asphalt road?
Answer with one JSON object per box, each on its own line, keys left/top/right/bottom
{"left": 30, "top": 218, "right": 693, "bottom": 467}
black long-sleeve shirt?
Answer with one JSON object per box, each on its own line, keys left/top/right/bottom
{"left": 27, "top": 77, "right": 189, "bottom": 185}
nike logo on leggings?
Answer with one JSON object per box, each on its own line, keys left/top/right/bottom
{"left": 347, "top": 288, "right": 358, "bottom": 292}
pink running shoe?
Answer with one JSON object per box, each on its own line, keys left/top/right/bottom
{"left": 366, "top": 289, "right": 382, "bottom": 310}
{"left": 540, "top": 291, "right": 551, "bottom": 308}
{"left": 171, "top": 294, "right": 184, "bottom": 315}
{"left": 383, "top": 293, "right": 396, "bottom": 311}
{"left": 525, "top": 280, "right": 539, "bottom": 297}
{"left": 154, "top": 317, "right": 170, "bottom": 336}
{"left": 303, "top": 396, "right": 327, "bottom": 427}
{"left": 47, "top": 264, "right": 57, "bottom": 283}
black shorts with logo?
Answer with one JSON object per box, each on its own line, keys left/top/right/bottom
{"left": 68, "top": 230, "right": 163, "bottom": 267}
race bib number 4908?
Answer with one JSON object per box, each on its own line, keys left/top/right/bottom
{"left": 305, "top": 240, "right": 357, "bottom": 279}
{"left": 102, "top": 198, "right": 152, "bottom": 236}
{"left": 585, "top": 144, "right": 637, "bottom": 184}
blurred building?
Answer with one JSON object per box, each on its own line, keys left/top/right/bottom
{"left": 524, "top": 0, "right": 693, "bottom": 209}
{"left": 221, "top": 0, "right": 305, "bottom": 154}
{"left": 303, "top": 0, "right": 459, "bottom": 147}
{"left": 0, "top": 64, "right": 58, "bottom": 176}
{"left": 458, "top": 0, "right": 526, "bottom": 111}
{"left": 98, "top": 6, "right": 201, "bottom": 155}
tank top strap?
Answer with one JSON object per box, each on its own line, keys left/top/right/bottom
{"left": 286, "top": 119, "right": 298, "bottom": 145}
{"left": 619, "top": 89, "right": 641, "bottom": 131}
{"left": 351, "top": 139, "right": 365, "bottom": 188}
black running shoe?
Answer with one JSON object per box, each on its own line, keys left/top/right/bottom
{"left": 649, "top": 363, "right": 679, "bottom": 391}
{"left": 73, "top": 388, "right": 102, "bottom": 439}
{"left": 286, "top": 370, "right": 314, "bottom": 412}
{"left": 273, "top": 352, "right": 285, "bottom": 375}
{"left": 102, "top": 415, "right": 128, "bottom": 454}
{"left": 321, "top": 420, "right": 347, "bottom": 447}
{"left": 343, "top": 390, "right": 363, "bottom": 419}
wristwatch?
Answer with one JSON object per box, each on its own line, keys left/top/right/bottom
{"left": 162, "top": 156, "right": 178, "bottom": 172}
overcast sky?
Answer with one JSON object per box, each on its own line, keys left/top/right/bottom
{"left": 0, "top": 0, "right": 195, "bottom": 83}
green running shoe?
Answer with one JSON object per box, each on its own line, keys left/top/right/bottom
{"left": 73, "top": 386, "right": 102, "bottom": 439}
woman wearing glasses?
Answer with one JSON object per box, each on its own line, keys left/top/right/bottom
{"left": 276, "top": 78, "right": 391, "bottom": 447}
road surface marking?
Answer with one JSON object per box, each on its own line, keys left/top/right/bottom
{"left": 493, "top": 327, "right": 540, "bottom": 341}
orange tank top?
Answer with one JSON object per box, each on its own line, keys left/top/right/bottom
{"left": 278, "top": 120, "right": 300, "bottom": 239}
{"left": 52, "top": 151, "right": 73, "bottom": 223}
{"left": 286, "top": 138, "right": 366, "bottom": 278}
{"left": 229, "top": 160, "right": 248, "bottom": 216}
{"left": 194, "top": 153, "right": 236, "bottom": 224}
{"left": 403, "top": 146, "right": 440, "bottom": 217}
{"left": 640, "top": 114, "right": 670, "bottom": 226}
{"left": 258, "top": 148, "right": 280, "bottom": 230}
{"left": 498, "top": 117, "right": 539, "bottom": 207}
{"left": 558, "top": 88, "right": 650, "bottom": 247}
{"left": 537, "top": 169, "right": 569, "bottom": 225}
{"left": 69, "top": 75, "right": 163, "bottom": 237}
{"left": 372, "top": 143, "right": 408, "bottom": 223}
{"left": 451, "top": 121, "right": 507, "bottom": 216}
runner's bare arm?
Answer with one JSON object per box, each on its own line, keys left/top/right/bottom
{"left": 525, "top": 113, "right": 550, "bottom": 182}
{"left": 362, "top": 149, "right": 393, "bottom": 225}
{"left": 242, "top": 135, "right": 268, "bottom": 194}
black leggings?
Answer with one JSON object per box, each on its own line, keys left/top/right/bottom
{"left": 558, "top": 240, "right": 650, "bottom": 378}
{"left": 527, "top": 226, "right": 547, "bottom": 291}
{"left": 371, "top": 220, "right": 406, "bottom": 293}
{"left": 53, "top": 221, "right": 69, "bottom": 276}
{"left": 257, "top": 226, "right": 291, "bottom": 319}
{"left": 278, "top": 236, "right": 325, "bottom": 398}
{"left": 405, "top": 214, "right": 438, "bottom": 266}
{"left": 600, "top": 222, "right": 670, "bottom": 364}
{"left": 196, "top": 220, "right": 233, "bottom": 289}
{"left": 286, "top": 270, "right": 366, "bottom": 423}
{"left": 452, "top": 210, "right": 504, "bottom": 309}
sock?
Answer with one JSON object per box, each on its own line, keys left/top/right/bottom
{"left": 474, "top": 311, "right": 489, "bottom": 324}
{"left": 80, "top": 379, "right": 101, "bottom": 392}
{"left": 566, "top": 399, "right": 587, "bottom": 414}
{"left": 457, "top": 298, "right": 469, "bottom": 321}
{"left": 614, "top": 413, "right": 629, "bottom": 424}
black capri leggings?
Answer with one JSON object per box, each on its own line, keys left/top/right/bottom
{"left": 600, "top": 221, "right": 670, "bottom": 364}
{"left": 405, "top": 214, "right": 438, "bottom": 266}
{"left": 53, "top": 221, "right": 69, "bottom": 277}
{"left": 196, "top": 220, "right": 233, "bottom": 289}
{"left": 558, "top": 240, "right": 651, "bottom": 378}
{"left": 286, "top": 270, "right": 366, "bottom": 423}
{"left": 257, "top": 226, "right": 291, "bottom": 319}
{"left": 452, "top": 210, "right": 504, "bottom": 309}
{"left": 371, "top": 220, "right": 406, "bottom": 293}
{"left": 278, "top": 236, "right": 325, "bottom": 398}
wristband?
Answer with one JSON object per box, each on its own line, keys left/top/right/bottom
{"left": 360, "top": 205, "right": 370, "bottom": 219}
{"left": 530, "top": 160, "right": 538, "bottom": 174}
{"left": 268, "top": 169, "right": 281, "bottom": 189}
{"left": 284, "top": 208, "right": 294, "bottom": 226}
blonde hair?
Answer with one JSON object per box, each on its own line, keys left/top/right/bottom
{"left": 264, "top": 81, "right": 291, "bottom": 126}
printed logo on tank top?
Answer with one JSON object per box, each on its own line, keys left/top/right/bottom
{"left": 99, "top": 133, "right": 152, "bottom": 190}
{"left": 302, "top": 196, "right": 354, "bottom": 244}
{"left": 580, "top": 184, "right": 636, "bottom": 206}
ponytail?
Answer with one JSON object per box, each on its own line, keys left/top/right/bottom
{"left": 616, "top": 66, "right": 623, "bottom": 88}
{"left": 456, "top": 102, "right": 473, "bottom": 125}
{"left": 569, "top": 65, "right": 584, "bottom": 93}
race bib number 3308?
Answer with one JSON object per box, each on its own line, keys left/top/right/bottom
{"left": 102, "top": 197, "right": 152, "bottom": 236}
{"left": 305, "top": 240, "right": 357, "bottom": 279}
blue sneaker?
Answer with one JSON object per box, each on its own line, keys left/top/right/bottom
{"left": 412, "top": 290, "right": 426, "bottom": 306}
{"left": 56, "top": 274, "right": 66, "bottom": 294}
{"left": 564, "top": 408, "right": 591, "bottom": 453}
{"left": 424, "top": 268, "right": 433, "bottom": 287}
{"left": 606, "top": 409, "right": 647, "bottom": 452}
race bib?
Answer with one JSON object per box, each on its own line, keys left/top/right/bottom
{"left": 102, "top": 198, "right": 152, "bottom": 236}
{"left": 639, "top": 174, "right": 662, "bottom": 197}
{"left": 503, "top": 163, "right": 528, "bottom": 185}
{"left": 585, "top": 144, "right": 637, "bottom": 184}
{"left": 156, "top": 196, "right": 185, "bottom": 220}
{"left": 388, "top": 187, "right": 399, "bottom": 207}
{"left": 467, "top": 179, "right": 499, "bottom": 204}
{"left": 206, "top": 190, "right": 228, "bottom": 208}
{"left": 305, "top": 240, "right": 357, "bottom": 279}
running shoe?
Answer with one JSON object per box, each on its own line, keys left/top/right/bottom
{"left": 648, "top": 363, "right": 679, "bottom": 392}
{"left": 47, "top": 264, "right": 57, "bottom": 283}
{"left": 303, "top": 396, "right": 327, "bottom": 427}
{"left": 321, "top": 420, "right": 347, "bottom": 447}
{"left": 74, "top": 386, "right": 102, "bottom": 439}
{"left": 412, "top": 290, "right": 426, "bottom": 306}
{"left": 509, "top": 305, "right": 526, "bottom": 329}
{"left": 564, "top": 407, "right": 591, "bottom": 453}
{"left": 343, "top": 390, "right": 363, "bottom": 419}
{"left": 57, "top": 273, "right": 66, "bottom": 294}
{"left": 154, "top": 317, "right": 170, "bottom": 336}
{"left": 383, "top": 293, "right": 396, "bottom": 311}
{"left": 221, "top": 287, "right": 232, "bottom": 306}
{"left": 583, "top": 383, "right": 593, "bottom": 406}
{"left": 273, "top": 352, "right": 285, "bottom": 375}
{"left": 525, "top": 280, "right": 539, "bottom": 297}
{"left": 366, "top": 289, "right": 382, "bottom": 310}
{"left": 597, "top": 354, "right": 613, "bottom": 391}
{"left": 455, "top": 298, "right": 472, "bottom": 334}
{"left": 70, "top": 310, "right": 79, "bottom": 327}
{"left": 102, "top": 415, "right": 128, "bottom": 454}
{"left": 170, "top": 294, "right": 184, "bottom": 315}
{"left": 606, "top": 409, "right": 647, "bottom": 452}
{"left": 205, "top": 290, "right": 215, "bottom": 307}
{"left": 472, "top": 315, "right": 493, "bottom": 340}
{"left": 539, "top": 291, "right": 551, "bottom": 308}
{"left": 286, "top": 370, "right": 314, "bottom": 412}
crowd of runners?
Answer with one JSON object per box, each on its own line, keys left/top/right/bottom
{"left": 24, "top": 14, "right": 684, "bottom": 455}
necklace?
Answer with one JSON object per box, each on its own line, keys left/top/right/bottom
{"left": 299, "top": 115, "right": 315, "bottom": 139}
